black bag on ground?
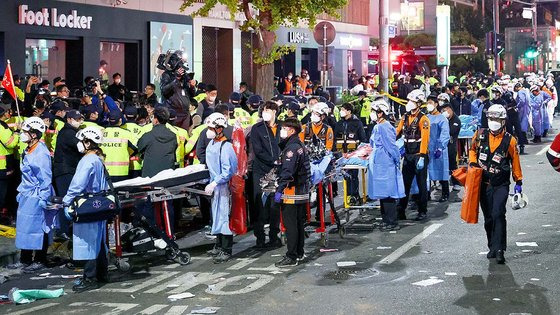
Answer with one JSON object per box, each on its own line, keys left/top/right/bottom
{"left": 121, "top": 227, "right": 155, "bottom": 253}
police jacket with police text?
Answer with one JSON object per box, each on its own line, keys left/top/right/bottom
{"left": 53, "top": 123, "right": 82, "bottom": 178}
{"left": 250, "top": 121, "right": 281, "bottom": 174}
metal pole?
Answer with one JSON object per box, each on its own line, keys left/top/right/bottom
{"left": 441, "top": 66, "right": 448, "bottom": 86}
{"left": 379, "top": 0, "right": 389, "bottom": 92}
{"left": 482, "top": 0, "right": 485, "bottom": 19}
{"left": 322, "top": 24, "right": 328, "bottom": 88}
{"left": 493, "top": 0, "right": 500, "bottom": 73}
{"left": 532, "top": 1, "right": 538, "bottom": 72}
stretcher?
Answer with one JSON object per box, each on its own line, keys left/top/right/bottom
{"left": 340, "top": 165, "right": 381, "bottom": 231}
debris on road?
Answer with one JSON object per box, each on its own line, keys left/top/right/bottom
{"left": 492, "top": 298, "right": 501, "bottom": 301}
{"left": 517, "top": 232, "right": 527, "bottom": 235}
{"left": 530, "top": 278, "right": 540, "bottom": 281}
{"left": 8, "top": 287, "right": 64, "bottom": 304}
{"left": 445, "top": 272, "right": 457, "bottom": 276}
{"left": 320, "top": 248, "right": 338, "bottom": 253}
{"left": 168, "top": 292, "right": 195, "bottom": 301}
{"left": 190, "top": 306, "right": 220, "bottom": 314}
{"left": 412, "top": 278, "right": 444, "bottom": 287}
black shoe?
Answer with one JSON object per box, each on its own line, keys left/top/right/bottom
{"left": 414, "top": 213, "right": 428, "bottom": 221}
{"left": 380, "top": 224, "right": 401, "bottom": 232}
{"left": 496, "top": 250, "right": 505, "bottom": 264}
{"left": 266, "top": 240, "right": 283, "bottom": 249}
{"left": 22, "top": 262, "right": 46, "bottom": 274}
{"left": 275, "top": 256, "right": 298, "bottom": 267}
{"left": 97, "top": 273, "right": 110, "bottom": 283}
{"left": 297, "top": 253, "right": 308, "bottom": 262}
{"left": 519, "top": 146, "right": 525, "bottom": 155}
{"left": 206, "top": 247, "right": 221, "bottom": 257}
{"left": 213, "top": 251, "right": 232, "bottom": 264}
{"left": 253, "top": 242, "right": 268, "bottom": 251}
{"left": 72, "top": 278, "right": 99, "bottom": 292}
{"left": 486, "top": 250, "right": 496, "bottom": 259}
{"left": 438, "top": 196, "right": 449, "bottom": 202}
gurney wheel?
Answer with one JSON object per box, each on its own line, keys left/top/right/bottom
{"left": 116, "top": 259, "right": 131, "bottom": 273}
{"left": 320, "top": 233, "right": 328, "bottom": 247}
{"left": 338, "top": 226, "right": 346, "bottom": 238}
{"left": 175, "top": 252, "right": 191, "bottom": 265}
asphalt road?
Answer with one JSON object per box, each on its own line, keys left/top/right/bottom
{"left": 1, "top": 127, "right": 559, "bottom": 315}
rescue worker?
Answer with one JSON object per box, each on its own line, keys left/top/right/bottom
{"left": 282, "top": 73, "right": 294, "bottom": 95}
{"left": 230, "top": 92, "right": 251, "bottom": 128}
{"left": 0, "top": 103, "right": 19, "bottom": 222}
{"left": 167, "top": 109, "right": 190, "bottom": 168}
{"left": 62, "top": 127, "right": 109, "bottom": 291}
{"left": 300, "top": 102, "right": 334, "bottom": 151}
{"left": 298, "top": 95, "right": 312, "bottom": 123}
{"left": 426, "top": 95, "right": 451, "bottom": 202}
{"left": 9, "top": 118, "right": 53, "bottom": 272}
{"left": 274, "top": 118, "right": 311, "bottom": 267}
{"left": 469, "top": 104, "right": 523, "bottom": 264}
{"left": 250, "top": 101, "right": 282, "bottom": 250}
{"left": 204, "top": 113, "right": 238, "bottom": 264}
{"left": 335, "top": 103, "right": 367, "bottom": 203}
{"left": 396, "top": 90, "right": 431, "bottom": 221}
{"left": 122, "top": 106, "right": 145, "bottom": 178}
{"left": 367, "top": 99, "right": 405, "bottom": 231}
{"left": 101, "top": 110, "right": 138, "bottom": 182}
{"left": 440, "top": 102, "right": 462, "bottom": 192}
{"left": 514, "top": 83, "right": 530, "bottom": 154}
{"left": 529, "top": 85, "right": 545, "bottom": 143}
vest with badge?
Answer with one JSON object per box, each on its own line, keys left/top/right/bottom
{"left": 304, "top": 122, "right": 329, "bottom": 145}
{"left": 336, "top": 121, "right": 360, "bottom": 153}
{"left": 402, "top": 113, "right": 425, "bottom": 155}
{"left": 477, "top": 129, "right": 512, "bottom": 186}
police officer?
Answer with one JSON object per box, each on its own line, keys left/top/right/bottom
{"left": 426, "top": 94, "right": 451, "bottom": 202}
{"left": 274, "top": 118, "right": 311, "bottom": 267}
{"left": 47, "top": 101, "right": 68, "bottom": 152}
{"left": 122, "top": 106, "right": 145, "bottom": 178}
{"left": 357, "top": 91, "right": 371, "bottom": 126}
{"left": 335, "top": 103, "right": 367, "bottom": 203}
{"left": 0, "top": 103, "right": 19, "bottom": 223}
{"left": 230, "top": 92, "right": 251, "bottom": 128}
{"left": 469, "top": 104, "right": 523, "bottom": 264}
{"left": 396, "top": 90, "right": 431, "bottom": 221}
{"left": 247, "top": 95, "right": 263, "bottom": 125}
{"left": 101, "top": 110, "right": 138, "bottom": 182}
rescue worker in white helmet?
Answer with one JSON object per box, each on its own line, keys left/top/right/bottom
{"left": 62, "top": 126, "right": 109, "bottom": 292}
{"left": 396, "top": 89, "right": 431, "bottom": 221}
{"left": 300, "top": 102, "right": 334, "bottom": 151}
{"left": 468, "top": 104, "right": 523, "bottom": 264}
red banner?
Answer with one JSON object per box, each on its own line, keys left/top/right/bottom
{"left": 1, "top": 62, "right": 16, "bottom": 101}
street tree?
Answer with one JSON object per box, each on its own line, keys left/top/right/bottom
{"left": 180, "top": 0, "right": 347, "bottom": 100}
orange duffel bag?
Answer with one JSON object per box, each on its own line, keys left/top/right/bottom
{"left": 452, "top": 166, "right": 468, "bottom": 186}
{"left": 460, "top": 166, "right": 483, "bottom": 224}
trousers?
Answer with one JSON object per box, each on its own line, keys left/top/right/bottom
{"left": 282, "top": 203, "right": 306, "bottom": 260}
{"left": 84, "top": 238, "right": 108, "bottom": 280}
{"left": 480, "top": 183, "right": 509, "bottom": 252}
{"left": 399, "top": 154, "right": 429, "bottom": 216}
{"left": 20, "top": 233, "right": 49, "bottom": 265}
{"left": 252, "top": 177, "right": 281, "bottom": 245}
{"left": 215, "top": 234, "right": 233, "bottom": 254}
{"left": 347, "top": 169, "right": 360, "bottom": 197}
{"left": 54, "top": 173, "right": 74, "bottom": 235}
{"left": 380, "top": 198, "right": 397, "bottom": 225}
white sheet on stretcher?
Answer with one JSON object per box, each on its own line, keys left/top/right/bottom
{"left": 113, "top": 164, "right": 207, "bottom": 188}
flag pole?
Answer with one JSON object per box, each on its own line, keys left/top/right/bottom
{"left": 6, "top": 60, "right": 21, "bottom": 121}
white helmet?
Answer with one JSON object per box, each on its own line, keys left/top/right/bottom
{"left": 511, "top": 193, "right": 528, "bottom": 210}
{"left": 407, "top": 89, "right": 426, "bottom": 103}
{"left": 546, "top": 79, "right": 554, "bottom": 88}
{"left": 437, "top": 93, "right": 450, "bottom": 103}
{"left": 530, "top": 85, "right": 540, "bottom": 92}
{"left": 312, "top": 102, "right": 330, "bottom": 115}
{"left": 76, "top": 126, "right": 104, "bottom": 144}
{"left": 371, "top": 99, "right": 390, "bottom": 115}
{"left": 491, "top": 86, "right": 503, "bottom": 94}
{"left": 501, "top": 74, "right": 511, "bottom": 81}
{"left": 204, "top": 113, "right": 228, "bottom": 128}
{"left": 21, "top": 117, "right": 47, "bottom": 133}
{"left": 487, "top": 104, "right": 507, "bottom": 119}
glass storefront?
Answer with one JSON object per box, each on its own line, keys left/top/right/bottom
{"left": 99, "top": 41, "right": 126, "bottom": 87}
{"left": 25, "top": 39, "right": 66, "bottom": 82}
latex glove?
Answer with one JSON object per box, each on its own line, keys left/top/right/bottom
{"left": 416, "top": 156, "right": 425, "bottom": 171}
{"left": 434, "top": 149, "right": 442, "bottom": 159}
{"left": 38, "top": 199, "right": 48, "bottom": 209}
{"left": 274, "top": 192, "right": 283, "bottom": 203}
{"left": 64, "top": 207, "right": 73, "bottom": 221}
{"left": 399, "top": 146, "right": 406, "bottom": 157}
{"left": 514, "top": 182, "right": 522, "bottom": 194}
{"left": 204, "top": 182, "right": 217, "bottom": 195}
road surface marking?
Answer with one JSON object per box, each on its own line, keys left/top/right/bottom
{"left": 69, "top": 302, "right": 138, "bottom": 314}
{"left": 163, "top": 263, "right": 181, "bottom": 269}
{"left": 146, "top": 271, "right": 229, "bottom": 294}
{"left": 378, "top": 223, "right": 443, "bottom": 265}
{"left": 97, "top": 271, "right": 180, "bottom": 293}
{"left": 11, "top": 303, "right": 59, "bottom": 315}
{"left": 226, "top": 258, "right": 259, "bottom": 270}
{"left": 165, "top": 306, "right": 189, "bottom": 315}
{"left": 137, "top": 304, "right": 168, "bottom": 314}
{"left": 248, "top": 263, "right": 282, "bottom": 272}
{"left": 537, "top": 145, "right": 551, "bottom": 155}
{"left": 206, "top": 274, "right": 274, "bottom": 295}
{"left": 190, "top": 256, "right": 211, "bottom": 261}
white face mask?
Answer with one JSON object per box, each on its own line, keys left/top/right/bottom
{"left": 287, "top": 76, "right": 293, "bottom": 80}
{"left": 280, "top": 129, "right": 289, "bottom": 139}
{"left": 20, "top": 132, "right": 30, "bottom": 143}
{"left": 339, "top": 110, "right": 348, "bottom": 118}
{"left": 70, "top": 120, "right": 82, "bottom": 129}
{"left": 370, "top": 112, "right": 378, "bottom": 122}
{"left": 77, "top": 141, "right": 86, "bottom": 153}
{"left": 206, "top": 129, "right": 217, "bottom": 139}
{"left": 488, "top": 120, "right": 502, "bottom": 131}
{"left": 442, "top": 111, "right": 450, "bottom": 119}
{"left": 426, "top": 104, "right": 435, "bottom": 113}
{"left": 208, "top": 96, "right": 217, "bottom": 103}
{"left": 438, "top": 100, "right": 445, "bottom": 106}
{"left": 311, "top": 114, "right": 321, "bottom": 123}
{"left": 406, "top": 101, "right": 417, "bottom": 112}
{"left": 262, "top": 112, "right": 273, "bottom": 122}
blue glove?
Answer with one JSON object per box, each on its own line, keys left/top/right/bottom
{"left": 274, "top": 192, "right": 283, "bottom": 203}
{"left": 514, "top": 184, "right": 522, "bottom": 194}
{"left": 64, "top": 207, "right": 73, "bottom": 221}
{"left": 399, "top": 146, "right": 406, "bottom": 157}
{"left": 38, "top": 199, "right": 48, "bottom": 209}
{"left": 434, "top": 149, "right": 442, "bottom": 159}
{"left": 416, "top": 156, "right": 425, "bottom": 170}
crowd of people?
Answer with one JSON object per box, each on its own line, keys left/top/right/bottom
{"left": 0, "top": 57, "right": 555, "bottom": 291}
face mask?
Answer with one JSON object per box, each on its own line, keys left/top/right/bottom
{"left": 115, "top": 79, "right": 121, "bottom": 85}
{"left": 262, "top": 112, "right": 273, "bottom": 122}
{"left": 77, "top": 141, "right": 86, "bottom": 153}
{"left": 339, "top": 110, "right": 348, "bottom": 118}
{"left": 406, "top": 101, "right": 416, "bottom": 112}
{"left": 208, "top": 96, "right": 217, "bottom": 103}
{"left": 488, "top": 120, "right": 502, "bottom": 131}
{"left": 438, "top": 100, "right": 445, "bottom": 106}
{"left": 370, "top": 112, "right": 378, "bottom": 122}
{"left": 306, "top": 76, "right": 310, "bottom": 81}
{"left": 467, "top": 90, "right": 473, "bottom": 95}
{"left": 20, "top": 132, "right": 30, "bottom": 143}
{"left": 288, "top": 76, "right": 293, "bottom": 80}
{"left": 311, "top": 114, "right": 321, "bottom": 123}
{"left": 70, "top": 120, "right": 82, "bottom": 129}
{"left": 442, "top": 111, "right": 450, "bottom": 119}
{"left": 206, "top": 129, "right": 217, "bottom": 139}
{"left": 493, "top": 93, "right": 500, "bottom": 100}
{"left": 280, "top": 129, "right": 289, "bottom": 139}
{"left": 426, "top": 104, "right": 435, "bottom": 113}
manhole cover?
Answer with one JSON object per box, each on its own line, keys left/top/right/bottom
{"left": 323, "top": 268, "right": 379, "bottom": 281}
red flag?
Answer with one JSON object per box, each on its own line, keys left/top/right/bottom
{"left": 1, "top": 62, "right": 17, "bottom": 101}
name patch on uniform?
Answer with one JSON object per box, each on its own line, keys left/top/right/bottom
{"left": 492, "top": 154, "right": 502, "bottom": 163}
{"left": 479, "top": 153, "right": 488, "bottom": 161}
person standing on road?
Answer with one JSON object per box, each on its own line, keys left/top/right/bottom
{"left": 426, "top": 94, "right": 451, "bottom": 202}
{"left": 514, "top": 83, "right": 530, "bottom": 154}
{"left": 439, "top": 101, "right": 462, "bottom": 192}
{"left": 469, "top": 104, "right": 523, "bottom": 264}
{"left": 529, "top": 85, "right": 545, "bottom": 143}
{"left": 274, "top": 118, "right": 311, "bottom": 267}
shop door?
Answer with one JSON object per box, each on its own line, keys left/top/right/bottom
{"left": 202, "top": 27, "right": 233, "bottom": 102}
{"left": 301, "top": 48, "right": 319, "bottom": 83}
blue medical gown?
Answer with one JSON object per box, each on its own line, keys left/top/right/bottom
{"left": 427, "top": 113, "right": 450, "bottom": 181}
{"left": 516, "top": 89, "right": 531, "bottom": 133}
{"left": 530, "top": 93, "right": 545, "bottom": 136}
{"left": 15, "top": 142, "right": 55, "bottom": 250}
{"left": 206, "top": 140, "right": 238, "bottom": 235}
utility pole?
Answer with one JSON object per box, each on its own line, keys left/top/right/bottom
{"left": 379, "top": 0, "right": 389, "bottom": 93}
{"left": 493, "top": 0, "right": 500, "bottom": 72}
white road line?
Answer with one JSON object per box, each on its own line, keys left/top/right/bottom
{"left": 11, "top": 303, "right": 59, "bottom": 315}
{"left": 137, "top": 304, "right": 168, "bottom": 314}
{"left": 163, "top": 263, "right": 181, "bottom": 269}
{"left": 165, "top": 306, "right": 189, "bottom": 315}
{"left": 145, "top": 271, "right": 229, "bottom": 294}
{"left": 69, "top": 302, "right": 138, "bottom": 314}
{"left": 226, "top": 258, "right": 259, "bottom": 270}
{"left": 97, "top": 271, "right": 180, "bottom": 293}
{"left": 378, "top": 223, "right": 443, "bottom": 265}
{"left": 537, "top": 145, "right": 551, "bottom": 155}
{"left": 190, "top": 256, "right": 211, "bottom": 260}
{"left": 248, "top": 263, "right": 282, "bottom": 272}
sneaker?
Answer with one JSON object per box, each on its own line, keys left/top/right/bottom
{"left": 438, "top": 196, "right": 449, "bottom": 202}
{"left": 380, "top": 224, "right": 400, "bottom": 232}
{"left": 452, "top": 185, "right": 462, "bottom": 192}
{"left": 6, "top": 262, "right": 28, "bottom": 270}
{"left": 414, "top": 213, "right": 428, "bottom": 221}
{"left": 72, "top": 278, "right": 99, "bottom": 292}
{"left": 22, "top": 262, "right": 46, "bottom": 274}
{"left": 297, "top": 253, "right": 308, "bottom": 262}
{"left": 213, "top": 251, "right": 231, "bottom": 264}
{"left": 275, "top": 256, "right": 298, "bottom": 268}
{"left": 206, "top": 247, "right": 221, "bottom": 257}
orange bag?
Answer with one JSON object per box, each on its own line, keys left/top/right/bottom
{"left": 460, "top": 166, "right": 483, "bottom": 224}
{"left": 452, "top": 166, "right": 468, "bottom": 186}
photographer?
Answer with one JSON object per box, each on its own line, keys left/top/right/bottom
{"left": 159, "top": 50, "right": 192, "bottom": 130}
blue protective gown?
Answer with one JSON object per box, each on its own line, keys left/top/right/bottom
{"left": 62, "top": 153, "right": 109, "bottom": 260}
{"left": 367, "top": 121, "right": 405, "bottom": 199}
{"left": 541, "top": 92, "right": 551, "bottom": 131}
{"left": 470, "top": 99, "right": 483, "bottom": 119}
{"left": 516, "top": 89, "right": 531, "bottom": 133}
{"left": 15, "top": 142, "right": 55, "bottom": 250}
{"left": 529, "top": 92, "right": 545, "bottom": 136}
{"left": 427, "top": 113, "right": 450, "bottom": 181}
{"left": 206, "top": 139, "right": 238, "bottom": 235}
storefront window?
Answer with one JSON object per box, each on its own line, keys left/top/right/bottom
{"left": 401, "top": 2, "right": 424, "bottom": 31}
{"left": 25, "top": 39, "right": 66, "bottom": 82}
{"left": 100, "top": 42, "right": 126, "bottom": 87}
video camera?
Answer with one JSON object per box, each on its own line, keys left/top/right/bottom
{"left": 157, "top": 50, "right": 190, "bottom": 77}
